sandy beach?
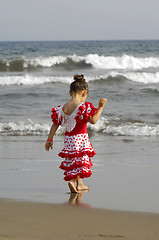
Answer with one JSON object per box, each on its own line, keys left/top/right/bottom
{"left": 0, "top": 199, "right": 159, "bottom": 240}
{"left": 1, "top": 135, "right": 159, "bottom": 239}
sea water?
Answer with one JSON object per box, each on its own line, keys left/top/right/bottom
{"left": 0, "top": 41, "right": 159, "bottom": 211}
{"left": 0, "top": 40, "right": 159, "bottom": 137}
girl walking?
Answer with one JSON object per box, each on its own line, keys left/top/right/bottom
{"left": 45, "top": 74, "right": 107, "bottom": 193}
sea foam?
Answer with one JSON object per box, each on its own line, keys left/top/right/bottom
{"left": 20, "top": 54, "right": 159, "bottom": 70}
{"left": 0, "top": 119, "right": 159, "bottom": 137}
{"left": 1, "top": 54, "right": 159, "bottom": 71}
{"left": 0, "top": 75, "right": 72, "bottom": 86}
{"left": 1, "top": 71, "right": 159, "bottom": 86}
{"left": 85, "top": 54, "right": 159, "bottom": 70}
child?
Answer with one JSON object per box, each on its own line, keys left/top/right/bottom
{"left": 45, "top": 74, "right": 107, "bottom": 193}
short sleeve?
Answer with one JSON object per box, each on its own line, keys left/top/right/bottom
{"left": 85, "top": 102, "right": 98, "bottom": 118}
{"left": 51, "top": 105, "right": 63, "bottom": 125}
{"left": 76, "top": 102, "right": 98, "bottom": 123}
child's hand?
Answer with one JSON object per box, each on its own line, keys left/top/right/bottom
{"left": 45, "top": 141, "right": 53, "bottom": 151}
{"left": 99, "top": 98, "right": 107, "bottom": 108}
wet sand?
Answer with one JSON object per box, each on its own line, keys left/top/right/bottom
{"left": 0, "top": 135, "right": 159, "bottom": 213}
{"left": 0, "top": 199, "right": 159, "bottom": 240}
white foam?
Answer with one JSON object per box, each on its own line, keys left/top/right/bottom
{"left": 0, "top": 75, "right": 72, "bottom": 86}
{"left": 88, "top": 117, "right": 109, "bottom": 132}
{"left": 88, "top": 118, "right": 159, "bottom": 136}
{"left": 0, "top": 120, "right": 65, "bottom": 136}
{"left": 24, "top": 56, "right": 67, "bottom": 68}
{"left": 1, "top": 119, "right": 158, "bottom": 137}
{"left": 87, "top": 71, "right": 159, "bottom": 84}
{"left": 1, "top": 70, "right": 159, "bottom": 86}
{"left": 4, "top": 54, "right": 159, "bottom": 70}
{"left": 24, "top": 55, "right": 86, "bottom": 68}
{"left": 85, "top": 54, "right": 159, "bottom": 70}
{"left": 103, "top": 123, "right": 159, "bottom": 136}
{"left": 26, "top": 54, "right": 159, "bottom": 70}
{"left": 0, "top": 120, "right": 50, "bottom": 136}
{"left": 122, "top": 72, "right": 159, "bottom": 84}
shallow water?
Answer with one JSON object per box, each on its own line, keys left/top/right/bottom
{"left": 0, "top": 135, "right": 159, "bottom": 213}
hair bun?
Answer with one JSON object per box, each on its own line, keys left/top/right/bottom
{"left": 74, "top": 74, "right": 85, "bottom": 82}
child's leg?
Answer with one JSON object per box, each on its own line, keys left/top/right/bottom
{"left": 68, "top": 179, "right": 78, "bottom": 193}
{"left": 77, "top": 178, "right": 89, "bottom": 191}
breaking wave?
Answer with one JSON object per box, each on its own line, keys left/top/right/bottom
{"left": 0, "top": 118, "right": 159, "bottom": 137}
{"left": 1, "top": 71, "right": 159, "bottom": 86}
{"left": 0, "top": 75, "right": 72, "bottom": 86}
{"left": 1, "top": 54, "right": 159, "bottom": 71}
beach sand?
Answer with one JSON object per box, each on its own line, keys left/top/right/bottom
{"left": 0, "top": 199, "right": 159, "bottom": 240}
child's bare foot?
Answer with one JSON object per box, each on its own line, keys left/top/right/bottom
{"left": 77, "top": 184, "right": 90, "bottom": 191}
{"left": 77, "top": 178, "right": 89, "bottom": 191}
{"left": 68, "top": 179, "right": 78, "bottom": 193}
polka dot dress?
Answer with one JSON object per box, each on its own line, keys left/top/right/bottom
{"left": 51, "top": 102, "right": 97, "bottom": 181}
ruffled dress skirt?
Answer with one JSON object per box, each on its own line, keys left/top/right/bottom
{"left": 59, "top": 133, "right": 96, "bottom": 181}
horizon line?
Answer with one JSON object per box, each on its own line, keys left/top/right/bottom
{"left": 0, "top": 39, "right": 159, "bottom": 43}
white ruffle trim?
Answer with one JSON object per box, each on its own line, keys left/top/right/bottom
{"left": 57, "top": 106, "right": 80, "bottom": 133}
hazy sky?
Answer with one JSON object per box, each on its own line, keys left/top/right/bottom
{"left": 0, "top": 0, "right": 159, "bottom": 41}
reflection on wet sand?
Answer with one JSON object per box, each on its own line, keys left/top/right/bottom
{"left": 68, "top": 190, "right": 90, "bottom": 207}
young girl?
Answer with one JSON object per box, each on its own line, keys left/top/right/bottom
{"left": 45, "top": 74, "right": 107, "bottom": 193}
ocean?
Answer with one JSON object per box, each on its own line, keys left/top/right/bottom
{"left": 0, "top": 40, "right": 159, "bottom": 211}
{"left": 0, "top": 40, "right": 159, "bottom": 137}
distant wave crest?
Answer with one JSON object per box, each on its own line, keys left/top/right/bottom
{"left": 1, "top": 54, "right": 159, "bottom": 71}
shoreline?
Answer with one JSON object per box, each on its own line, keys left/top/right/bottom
{"left": 1, "top": 198, "right": 159, "bottom": 240}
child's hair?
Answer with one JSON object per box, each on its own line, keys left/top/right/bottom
{"left": 70, "top": 74, "right": 89, "bottom": 93}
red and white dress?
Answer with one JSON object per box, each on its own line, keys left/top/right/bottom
{"left": 51, "top": 102, "right": 98, "bottom": 181}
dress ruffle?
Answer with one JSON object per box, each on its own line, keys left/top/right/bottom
{"left": 58, "top": 149, "right": 96, "bottom": 158}
{"left": 75, "top": 102, "right": 98, "bottom": 124}
{"left": 51, "top": 105, "right": 63, "bottom": 125}
{"left": 59, "top": 156, "right": 93, "bottom": 171}
{"left": 63, "top": 167, "right": 92, "bottom": 181}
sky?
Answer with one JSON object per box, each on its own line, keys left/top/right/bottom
{"left": 0, "top": 0, "right": 159, "bottom": 41}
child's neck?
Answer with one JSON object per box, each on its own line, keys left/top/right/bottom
{"left": 71, "top": 92, "right": 86, "bottom": 104}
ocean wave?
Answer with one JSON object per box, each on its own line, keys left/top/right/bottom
{"left": 0, "top": 75, "right": 72, "bottom": 86}
{"left": 0, "top": 120, "right": 51, "bottom": 136}
{"left": 1, "top": 54, "right": 159, "bottom": 71}
{"left": 0, "top": 118, "right": 159, "bottom": 137}
{"left": 122, "top": 72, "right": 159, "bottom": 84}
{"left": 142, "top": 86, "right": 159, "bottom": 94}
{"left": 90, "top": 71, "right": 159, "bottom": 84}
{"left": 85, "top": 54, "right": 159, "bottom": 70}
{"left": 1, "top": 71, "right": 159, "bottom": 86}
{"left": 102, "top": 123, "right": 159, "bottom": 136}
{"left": 88, "top": 118, "right": 159, "bottom": 136}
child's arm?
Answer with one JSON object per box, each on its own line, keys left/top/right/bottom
{"left": 88, "top": 98, "right": 107, "bottom": 124}
{"left": 45, "top": 123, "right": 59, "bottom": 151}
